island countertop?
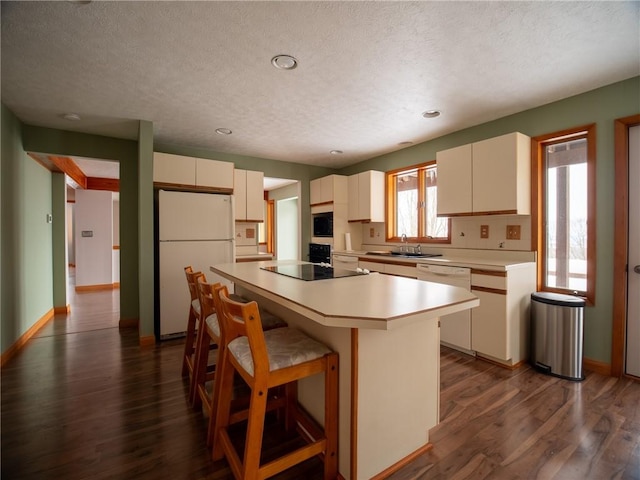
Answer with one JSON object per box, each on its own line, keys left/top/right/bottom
{"left": 210, "top": 260, "right": 479, "bottom": 330}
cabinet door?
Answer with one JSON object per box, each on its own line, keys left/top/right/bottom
{"left": 366, "top": 171, "right": 385, "bottom": 222}
{"left": 320, "top": 176, "right": 334, "bottom": 203}
{"left": 245, "top": 170, "right": 264, "bottom": 222}
{"left": 472, "top": 132, "right": 530, "bottom": 214}
{"left": 471, "top": 289, "right": 509, "bottom": 360}
{"left": 153, "top": 152, "right": 196, "bottom": 186}
{"left": 436, "top": 144, "right": 472, "bottom": 215}
{"left": 348, "top": 174, "right": 360, "bottom": 220}
{"left": 196, "top": 158, "right": 234, "bottom": 190}
{"left": 310, "top": 178, "right": 322, "bottom": 205}
{"left": 234, "top": 169, "right": 247, "bottom": 221}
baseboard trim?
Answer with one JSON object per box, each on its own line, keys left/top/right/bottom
{"left": 139, "top": 335, "right": 156, "bottom": 347}
{"left": 370, "top": 442, "right": 433, "bottom": 480}
{"left": 54, "top": 305, "right": 71, "bottom": 314}
{"left": 1, "top": 308, "right": 54, "bottom": 367}
{"left": 476, "top": 353, "right": 524, "bottom": 370}
{"left": 75, "top": 284, "right": 114, "bottom": 292}
{"left": 584, "top": 357, "right": 611, "bottom": 376}
{"left": 112, "top": 282, "right": 120, "bottom": 289}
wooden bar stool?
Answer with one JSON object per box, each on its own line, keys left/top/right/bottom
{"left": 191, "top": 279, "right": 287, "bottom": 418}
{"left": 211, "top": 287, "right": 339, "bottom": 480}
{"left": 181, "top": 266, "right": 204, "bottom": 379}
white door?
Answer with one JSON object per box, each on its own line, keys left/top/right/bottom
{"left": 626, "top": 125, "right": 640, "bottom": 377}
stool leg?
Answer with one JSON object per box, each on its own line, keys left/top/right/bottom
{"left": 324, "top": 353, "right": 339, "bottom": 480}
{"left": 211, "top": 348, "right": 236, "bottom": 462}
{"left": 243, "top": 382, "right": 269, "bottom": 478}
{"left": 181, "top": 307, "right": 197, "bottom": 377}
{"left": 190, "top": 319, "right": 210, "bottom": 409}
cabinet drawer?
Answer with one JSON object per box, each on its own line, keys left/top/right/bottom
{"left": 358, "top": 260, "right": 384, "bottom": 273}
{"left": 471, "top": 272, "right": 507, "bottom": 290}
{"left": 384, "top": 264, "right": 417, "bottom": 278}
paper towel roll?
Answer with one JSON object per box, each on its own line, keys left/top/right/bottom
{"left": 345, "top": 232, "right": 352, "bottom": 251}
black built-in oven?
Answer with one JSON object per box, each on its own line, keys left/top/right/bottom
{"left": 309, "top": 243, "right": 331, "bottom": 264}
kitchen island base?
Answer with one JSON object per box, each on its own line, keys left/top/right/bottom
{"left": 234, "top": 285, "right": 441, "bottom": 480}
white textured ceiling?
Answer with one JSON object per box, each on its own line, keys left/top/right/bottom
{"left": 2, "top": 1, "right": 639, "bottom": 170}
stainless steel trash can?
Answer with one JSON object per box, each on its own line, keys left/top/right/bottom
{"left": 530, "top": 292, "right": 586, "bottom": 381}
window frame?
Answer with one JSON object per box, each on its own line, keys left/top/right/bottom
{"left": 385, "top": 161, "right": 451, "bottom": 244}
{"left": 532, "top": 124, "right": 596, "bottom": 305}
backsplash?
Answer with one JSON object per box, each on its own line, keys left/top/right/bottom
{"left": 236, "top": 222, "right": 259, "bottom": 255}
{"left": 358, "top": 215, "right": 532, "bottom": 251}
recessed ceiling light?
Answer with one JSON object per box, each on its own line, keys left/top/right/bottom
{"left": 215, "top": 128, "right": 232, "bottom": 135}
{"left": 422, "top": 110, "right": 441, "bottom": 118}
{"left": 62, "top": 113, "right": 81, "bottom": 121}
{"left": 271, "top": 55, "right": 298, "bottom": 70}
{"left": 398, "top": 141, "right": 413, "bottom": 146}
{"left": 330, "top": 150, "right": 343, "bottom": 155}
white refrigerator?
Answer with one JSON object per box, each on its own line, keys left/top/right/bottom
{"left": 158, "top": 190, "right": 235, "bottom": 338}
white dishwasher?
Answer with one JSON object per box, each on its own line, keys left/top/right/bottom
{"left": 332, "top": 254, "right": 359, "bottom": 271}
{"left": 416, "top": 263, "right": 475, "bottom": 355}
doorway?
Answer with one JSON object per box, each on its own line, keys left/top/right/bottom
{"left": 276, "top": 197, "right": 299, "bottom": 260}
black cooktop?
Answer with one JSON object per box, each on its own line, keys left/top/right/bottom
{"left": 261, "top": 264, "right": 365, "bottom": 281}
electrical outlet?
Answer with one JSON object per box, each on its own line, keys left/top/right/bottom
{"left": 506, "top": 225, "right": 521, "bottom": 240}
{"left": 370, "top": 228, "right": 375, "bottom": 238}
{"left": 480, "top": 225, "right": 489, "bottom": 238}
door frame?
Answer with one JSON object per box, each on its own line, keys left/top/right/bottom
{"left": 612, "top": 114, "right": 640, "bottom": 377}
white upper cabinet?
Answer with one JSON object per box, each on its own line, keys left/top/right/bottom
{"left": 472, "top": 132, "right": 531, "bottom": 215}
{"left": 153, "top": 152, "right": 234, "bottom": 192}
{"left": 153, "top": 152, "right": 196, "bottom": 186}
{"left": 436, "top": 132, "right": 531, "bottom": 216}
{"left": 436, "top": 144, "right": 473, "bottom": 216}
{"left": 195, "top": 157, "right": 234, "bottom": 190}
{"left": 234, "top": 169, "right": 264, "bottom": 222}
{"left": 310, "top": 175, "right": 347, "bottom": 206}
{"left": 348, "top": 171, "right": 385, "bottom": 222}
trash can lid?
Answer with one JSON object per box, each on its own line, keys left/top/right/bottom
{"left": 531, "top": 291, "right": 586, "bottom": 307}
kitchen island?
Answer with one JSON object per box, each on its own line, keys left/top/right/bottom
{"left": 210, "top": 260, "right": 479, "bottom": 479}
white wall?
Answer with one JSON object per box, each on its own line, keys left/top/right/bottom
{"left": 75, "top": 190, "right": 113, "bottom": 287}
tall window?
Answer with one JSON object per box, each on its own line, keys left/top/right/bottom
{"left": 534, "top": 124, "right": 596, "bottom": 303}
{"left": 386, "top": 161, "right": 450, "bottom": 243}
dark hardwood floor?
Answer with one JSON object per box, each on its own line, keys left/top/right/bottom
{"left": 2, "top": 281, "right": 639, "bottom": 479}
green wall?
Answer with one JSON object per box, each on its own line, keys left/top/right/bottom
{"left": 1, "top": 105, "right": 54, "bottom": 352}
{"left": 138, "top": 121, "right": 154, "bottom": 338}
{"left": 338, "top": 76, "right": 640, "bottom": 363}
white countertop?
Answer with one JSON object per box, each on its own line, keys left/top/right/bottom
{"left": 211, "top": 260, "right": 479, "bottom": 330}
{"left": 332, "top": 250, "right": 535, "bottom": 271}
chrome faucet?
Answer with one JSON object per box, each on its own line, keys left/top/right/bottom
{"left": 415, "top": 244, "right": 421, "bottom": 254}
{"left": 401, "top": 233, "right": 407, "bottom": 252}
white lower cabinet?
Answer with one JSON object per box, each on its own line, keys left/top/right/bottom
{"left": 471, "top": 289, "right": 509, "bottom": 360}
{"left": 470, "top": 264, "right": 536, "bottom": 366}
